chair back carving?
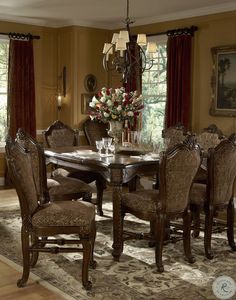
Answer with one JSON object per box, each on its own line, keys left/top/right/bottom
{"left": 5, "top": 135, "right": 41, "bottom": 217}
{"left": 44, "top": 120, "right": 79, "bottom": 148}
{"left": 162, "top": 123, "right": 189, "bottom": 148}
{"left": 196, "top": 124, "right": 224, "bottom": 152}
{"left": 208, "top": 134, "right": 236, "bottom": 206}
{"left": 83, "top": 118, "right": 109, "bottom": 146}
{"left": 160, "top": 135, "right": 201, "bottom": 214}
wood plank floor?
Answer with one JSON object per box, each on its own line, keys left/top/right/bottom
{"left": 0, "top": 189, "right": 68, "bottom": 300}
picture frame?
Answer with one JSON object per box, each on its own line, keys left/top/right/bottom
{"left": 84, "top": 74, "right": 97, "bottom": 92}
{"left": 210, "top": 45, "right": 236, "bottom": 116}
{"left": 81, "top": 93, "right": 94, "bottom": 114}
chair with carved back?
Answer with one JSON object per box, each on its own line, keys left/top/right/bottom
{"left": 190, "top": 134, "right": 236, "bottom": 259}
{"left": 43, "top": 120, "right": 105, "bottom": 216}
{"left": 16, "top": 128, "right": 93, "bottom": 202}
{"left": 194, "top": 124, "right": 225, "bottom": 184}
{"left": 83, "top": 118, "right": 109, "bottom": 146}
{"left": 115, "top": 136, "right": 201, "bottom": 272}
{"left": 5, "top": 133, "right": 97, "bottom": 290}
{"left": 162, "top": 123, "right": 190, "bottom": 149}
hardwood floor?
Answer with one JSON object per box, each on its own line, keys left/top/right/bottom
{"left": 0, "top": 189, "right": 68, "bottom": 300}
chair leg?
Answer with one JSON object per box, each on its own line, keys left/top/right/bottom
{"left": 89, "top": 221, "right": 97, "bottom": 269}
{"left": 227, "top": 198, "right": 236, "bottom": 251}
{"left": 17, "top": 227, "right": 30, "bottom": 287}
{"left": 81, "top": 237, "right": 92, "bottom": 290}
{"left": 30, "top": 233, "right": 39, "bottom": 267}
{"left": 204, "top": 205, "right": 214, "bottom": 259}
{"left": 96, "top": 179, "right": 104, "bottom": 216}
{"left": 191, "top": 204, "right": 201, "bottom": 238}
{"left": 155, "top": 214, "right": 165, "bottom": 272}
{"left": 183, "top": 208, "right": 195, "bottom": 264}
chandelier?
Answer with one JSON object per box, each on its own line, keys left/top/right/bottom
{"left": 102, "top": 0, "right": 157, "bottom": 83}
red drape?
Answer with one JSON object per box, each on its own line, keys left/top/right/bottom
{"left": 7, "top": 39, "right": 36, "bottom": 138}
{"left": 165, "top": 34, "right": 192, "bottom": 129}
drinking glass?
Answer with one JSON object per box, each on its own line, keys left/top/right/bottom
{"left": 102, "top": 137, "right": 112, "bottom": 156}
{"left": 96, "top": 140, "right": 104, "bottom": 155}
{"left": 109, "top": 143, "right": 115, "bottom": 154}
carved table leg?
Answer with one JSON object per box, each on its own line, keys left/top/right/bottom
{"left": 112, "top": 183, "right": 123, "bottom": 261}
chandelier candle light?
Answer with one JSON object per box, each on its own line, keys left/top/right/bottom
{"left": 102, "top": 0, "right": 157, "bottom": 82}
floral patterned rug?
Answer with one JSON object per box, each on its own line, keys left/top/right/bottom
{"left": 0, "top": 190, "right": 236, "bottom": 300}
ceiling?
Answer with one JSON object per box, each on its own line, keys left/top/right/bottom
{"left": 0, "top": 0, "right": 236, "bottom": 29}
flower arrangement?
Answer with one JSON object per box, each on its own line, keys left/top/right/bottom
{"left": 88, "top": 87, "right": 144, "bottom": 125}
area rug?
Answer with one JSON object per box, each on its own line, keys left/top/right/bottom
{"left": 0, "top": 190, "right": 236, "bottom": 300}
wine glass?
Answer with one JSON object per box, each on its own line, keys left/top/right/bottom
{"left": 109, "top": 143, "right": 115, "bottom": 154}
{"left": 102, "top": 137, "right": 112, "bottom": 156}
{"left": 95, "top": 140, "right": 104, "bottom": 155}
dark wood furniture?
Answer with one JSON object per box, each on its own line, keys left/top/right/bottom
{"left": 43, "top": 120, "right": 105, "bottom": 216}
{"left": 44, "top": 146, "right": 159, "bottom": 259}
{"left": 190, "top": 134, "right": 236, "bottom": 259}
{"left": 5, "top": 131, "right": 97, "bottom": 290}
{"left": 83, "top": 118, "right": 109, "bottom": 146}
{"left": 16, "top": 128, "right": 93, "bottom": 201}
{"left": 117, "top": 137, "right": 201, "bottom": 272}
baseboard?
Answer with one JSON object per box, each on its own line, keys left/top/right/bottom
{"left": 0, "top": 177, "right": 5, "bottom": 186}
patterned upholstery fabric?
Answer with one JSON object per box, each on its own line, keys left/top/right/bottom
{"left": 47, "top": 128, "right": 76, "bottom": 148}
{"left": 165, "top": 149, "right": 201, "bottom": 213}
{"left": 32, "top": 201, "right": 95, "bottom": 232}
{"left": 47, "top": 176, "right": 93, "bottom": 196}
{"left": 83, "top": 119, "right": 109, "bottom": 146}
{"left": 162, "top": 124, "right": 188, "bottom": 148}
{"left": 196, "top": 132, "right": 221, "bottom": 152}
{"left": 122, "top": 190, "right": 160, "bottom": 218}
{"left": 189, "top": 183, "right": 206, "bottom": 205}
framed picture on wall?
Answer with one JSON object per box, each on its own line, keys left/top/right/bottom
{"left": 81, "top": 93, "right": 94, "bottom": 114}
{"left": 210, "top": 45, "right": 236, "bottom": 116}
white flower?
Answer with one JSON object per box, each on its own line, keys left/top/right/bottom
{"left": 89, "top": 101, "right": 95, "bottom": 108}
{"left": 100, "top": 96, "right": 106, "bottom": 103}
{"left": 127, "top": 111, "right": 134, "bottom": 117}
{"left": 107, "top": 99, "right": 113, "bottom": 106}
{"left": 91, "top": 96, "right": 99, "bottom": 103}
{"left": 117, "top": 105, "right": 122, "bottom": 111}
{"left": 104, "top": 112, "right": 110, "bottom": 118}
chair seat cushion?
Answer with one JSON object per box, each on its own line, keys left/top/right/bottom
{"left": 122, "top": 189, "right": 160, "bottom": 217}
{"left": 190, "top": 183, "right": 206, "bottom": 205}
{"left": 47, "top": 176, "right": 93, "bottom": 196}
{"left": 32, "top": 201, "right": 95, "bottom": 233}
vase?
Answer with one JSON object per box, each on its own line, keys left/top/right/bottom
{"left": 108, "top": 121, "right": 123, "bottom": 145}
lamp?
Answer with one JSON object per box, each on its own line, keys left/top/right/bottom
{"left": 57, "top": 66, "right": 66, "bottom": 110}
{"left": 102, "top": 0, "right": 157, "bottom": 83}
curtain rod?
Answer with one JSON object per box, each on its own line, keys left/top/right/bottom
{"left": 147, "top": 25, "right": 198, "bottom": 37}
{"left": 0, "top": 32, "right": 40, "bottom": 40}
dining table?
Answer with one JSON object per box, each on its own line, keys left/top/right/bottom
{"left": 44, "top": 146, "right": 159, "bottom": 260}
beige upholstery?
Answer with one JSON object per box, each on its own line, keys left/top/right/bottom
{"left": 5, "top": 129, "right": 96, "bottom": 290}
{"left": 162, "top": 123, "right": 189, "bottom": 148}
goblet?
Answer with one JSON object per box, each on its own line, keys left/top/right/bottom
{"left": 102, "top": 137, "right": 112, "bottom": 156}
{"left": 95, "top": 140, "right": 104, "bottom": 155}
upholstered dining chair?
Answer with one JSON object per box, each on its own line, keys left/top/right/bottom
{"left": 83, "top": 118, "right": 109, "bottom": 146}
{"left": 116, "top": 136, "right": 201, "bottom": 272}
{"left": 162, "top": 123, "right": 191, "bottom": 151}
{"left": 43, "top": 120, "right": 106, "bottom": 216}
{"left": 190, "top": 134, "right": 236, "bottom": 259}
{"left": 16, "top": 128, "right": 93, "bottom": 202}
{"left": 194, "top": 124, "right": 225, "bottom": 184}
{"left": 5, "top": 134, "right": 97, "bottom": 290}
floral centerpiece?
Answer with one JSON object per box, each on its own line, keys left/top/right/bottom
{"left": 88, "top": 87, "right": 144, "bottom": 126}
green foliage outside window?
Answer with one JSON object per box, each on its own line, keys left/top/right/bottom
{"left": 0, "top": 40, "right": 9, "bottom": 145}
{"left": 141, "top": 39, "right": 167, "bottom": 144}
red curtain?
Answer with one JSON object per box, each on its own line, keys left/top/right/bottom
{"left": 165, "top": 34, "right": 192, "bottom": 129}
{"left": 7, "top": 39, "right": 36, "bottom": 138}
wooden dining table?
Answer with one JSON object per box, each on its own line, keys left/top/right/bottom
{"left": 44, "top": 146, "right": 159, "bottom": 260}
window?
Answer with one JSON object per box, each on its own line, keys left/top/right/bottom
{"left": 141, "top": 35, "right": 167, "bottom": 144}
{"left": 0, "top": 38, "right": 9, "bottom": 148}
